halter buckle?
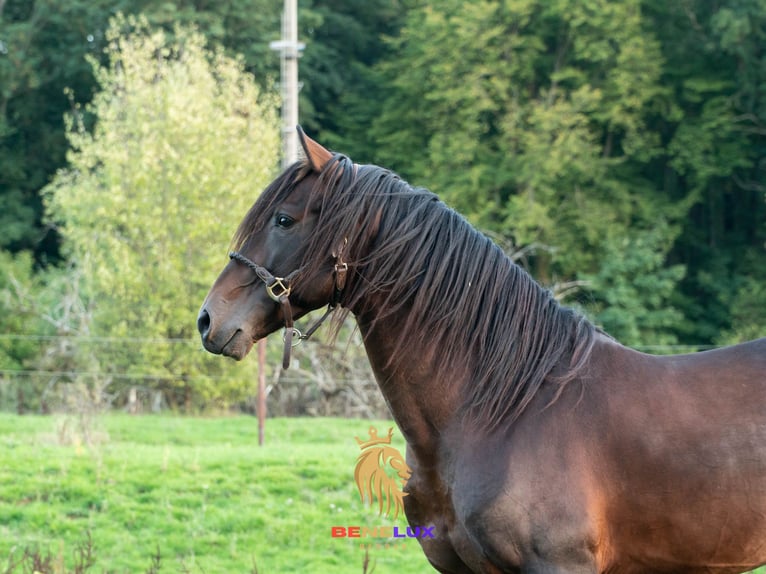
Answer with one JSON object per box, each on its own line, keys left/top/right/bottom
{"left": 266, "top": 277, "right": 291, "bottom": 301}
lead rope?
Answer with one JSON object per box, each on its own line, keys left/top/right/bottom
{"left": 280, "top": 295, "right": 296, "bottom": 369}
{"left": 280, "top": 242, "right": 348, "bottom": 369}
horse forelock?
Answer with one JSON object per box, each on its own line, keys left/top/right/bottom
{"left": 239, "top": 155, "right": 597, "bottom": 430}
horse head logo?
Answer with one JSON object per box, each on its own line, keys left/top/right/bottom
{"left": 354, "top": 426, "right": 412, "bottom": 520}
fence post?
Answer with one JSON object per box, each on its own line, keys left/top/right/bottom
{"left": 257, "top": 339, "right": 267, "bottom": 446}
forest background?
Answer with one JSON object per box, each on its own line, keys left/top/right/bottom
{"left": 0, "top": 0, "right": 764, "bottom": 415}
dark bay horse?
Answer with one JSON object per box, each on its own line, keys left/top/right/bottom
{"left": 197, "top": 127, "right": 766, "bottom": 574}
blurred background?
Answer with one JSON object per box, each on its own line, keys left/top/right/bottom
{"left": 0, "top": 0, "right": 764, "bottom": 415}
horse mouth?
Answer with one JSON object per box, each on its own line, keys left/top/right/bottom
{"left": 220, "top": 329, "right": 255, "bottom": 361}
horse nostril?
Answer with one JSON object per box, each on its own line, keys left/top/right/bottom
{"left": 197, "top": 309, "right": 211, "bottom": 340}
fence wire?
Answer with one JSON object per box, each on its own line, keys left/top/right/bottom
{"left": 0, "top": 333, "right": 721, "bottom": 416}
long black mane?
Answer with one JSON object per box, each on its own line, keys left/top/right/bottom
{"left": 235, "top": 156, "right": 597, "bottom": 429}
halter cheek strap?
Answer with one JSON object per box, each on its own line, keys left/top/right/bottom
{"left": 228, "top": 245, "right": 348, "bottom": 370}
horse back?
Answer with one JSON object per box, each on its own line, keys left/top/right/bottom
{"left": 589, "top": 336, "right": 766, "bottom": 572}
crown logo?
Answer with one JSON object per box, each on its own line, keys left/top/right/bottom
{"left": 355, "top": 426, "right": 394, "bottom": 449}
{"left": 353, "top": 426, "right": 411, "bottom": 520}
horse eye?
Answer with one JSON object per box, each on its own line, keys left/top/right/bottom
{"left": 275, "top": 214, "right": 295, "bottom": 228}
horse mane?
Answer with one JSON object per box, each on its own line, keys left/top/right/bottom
{"left": 236, "top": 155, "right": 597, "bottom": 429}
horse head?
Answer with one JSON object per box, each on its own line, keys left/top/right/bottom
{"left": 196, "top": 127, "right": 342, "bottom": 361}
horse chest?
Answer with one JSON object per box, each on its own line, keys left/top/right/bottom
{"left": 404, "top": 449, "right": 496, "bottom": 573}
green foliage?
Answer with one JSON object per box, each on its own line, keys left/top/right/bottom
{"left": 135, "top": 0, "right": 282, "bottom": 83}
{"left": 0, "top": 0, "right": 107, "bottom": 252}
{"left": 581, "top": 225, "right": 686, "bottom": 347}
{"left": 361, "top": 0, "right": 690, "bottom": 340}
{"left": 643, "top": 0, "right": 766, "bottom": 341}
{"left": 0, "top": 250, "right": 49, "bottom": 371}
{"left": 718, "top": 278, "right": 766, "bottom": 345}
{"left": 1, "top": 0, "right": 764, "bottom": 367}
{"left": 42, "top": 16, "right": 281, "bottom": 408}
{"left": 0, "top": 0, "right": 282, "bottom": 257}
{"left": 296, "top": 0, "right": 408, "bottom": 155}
{"left": 0, "top": 414, "right": 428, "bottom": 573}
{"left": 716, "top": 249, "right": 766, "bottom": 346}
{"left": 369, "top": 0, "right": 674, "bottom": 260}
{"left": 0, "top": 250, "right": 72, "bottom": 413}
{"left": 347, "top": 0, "right": 765, "bottom": 345}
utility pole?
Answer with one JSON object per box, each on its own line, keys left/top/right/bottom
{"left": 256, "top": 0, "right": 304, "bottom": 445}
{"left": 270, "top": 0, "right": 305, "bottom": 168}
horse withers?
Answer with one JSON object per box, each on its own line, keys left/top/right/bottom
{"left": 198, "top": 127, "right": 766, "bottom": 574}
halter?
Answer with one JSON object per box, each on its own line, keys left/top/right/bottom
{"left": 228, "top": 244, "right": 348, "bottom": 370}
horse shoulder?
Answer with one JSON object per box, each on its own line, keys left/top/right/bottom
{"left": 443, "top": 387, "right": 607, "bottom": 572}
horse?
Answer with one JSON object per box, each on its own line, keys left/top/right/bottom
{"left": 197, "top": 127, "right": 766, "bottom": 574}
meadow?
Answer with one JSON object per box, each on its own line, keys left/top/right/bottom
{"left": 0, "top": 414, "right": 431, "bottom": 573}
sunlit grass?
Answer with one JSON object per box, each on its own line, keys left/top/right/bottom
{"left": 0, "top": 414, "right": 429, "bottom": 573}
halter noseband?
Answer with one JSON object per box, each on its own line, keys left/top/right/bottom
{"left": 228, "top": 245, "right": 348, "bottom": 370}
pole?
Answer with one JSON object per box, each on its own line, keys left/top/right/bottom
{"left": 257, "top": 339, "right": 267, "bottom": 446}
{"left": 283, "top": 0, "right": 299, "bottom": 167}
{"left": 270, "top": 0, "right": 305, "bottom": 169}
{"left": 261, "top": 0, "right": 303, "bottom": 446}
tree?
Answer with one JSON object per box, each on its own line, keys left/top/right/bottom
{"left": 43, "top": 15, "right": 281, "bottom": 409}
{"left": 0, "top": 0, "right": 115, "bottom": 255}
{"left": 365, "top": 0, "right": 687, "bottom": 342}
{"left": 581, "top": 224, "right": 685, "bottom": 347}
{"left": 0, "top": 252, "right": 46, "bottom": 373}
{"left": 295, "top": 0, "right": 410, "bottom": 157}
{"left": 644, "top": 0, "right": 766, "bottom": 342}
{"left": 0, "top": 0, "right": 281, "bottom": 262}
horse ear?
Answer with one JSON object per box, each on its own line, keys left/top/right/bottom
{"left": 297, "top": 125, "right": 333, "bottom": 172}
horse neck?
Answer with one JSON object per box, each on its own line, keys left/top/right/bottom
{"left": 355, "top": 308, "right": 461, "bottom": 456}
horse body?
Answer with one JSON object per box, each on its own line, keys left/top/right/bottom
{"left": 359, "top": 292, "right": 766, "bottom": 573}
{"left": 198, "top": 128, "right": 766, "bottom": 573}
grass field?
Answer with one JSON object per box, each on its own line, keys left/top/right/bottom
{"left": 0, "top": 414, "right": 433, "bottom": 573}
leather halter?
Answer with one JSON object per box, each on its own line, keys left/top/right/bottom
{"left": 228, "top": 245, "right": 348, "bottom": 369}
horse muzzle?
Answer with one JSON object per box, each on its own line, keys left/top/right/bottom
{"left": 197, "top": 307, "right": 255, "bottom": 360}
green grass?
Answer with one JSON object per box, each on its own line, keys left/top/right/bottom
{"left": 0, "top": 414, "right": 433, "bottom": 573}
{"left": 2, "top": 414, "right": 764, "bottom": 573}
